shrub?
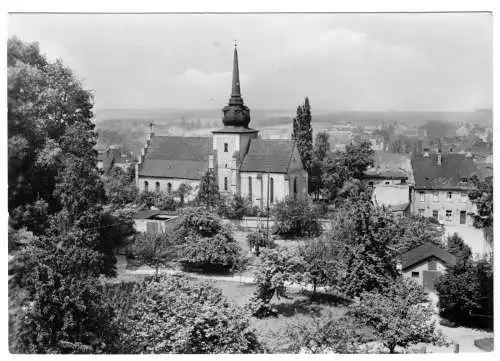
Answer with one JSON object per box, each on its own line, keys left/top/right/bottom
{"left": 179, "top": 227, "right": 242, "bottom": 271}
{"left": 173, "top": 207, "right": 223, "bottom": 243}
{"left": 281, "top": 315, "right": 368, "bottom": 353}
{"left": 246, "top": 227, "right": 275, "bottom": 256}
{"left": 298, "top": 238, "right": 338, "bottom": 295}
{"left": 474, "top": 337, "right": 494, "bottom": 352}
{"left": 272, "top": 196, "right": 322, "bottom": 238}
{"left": 446, "top": 232, "right": 472, "bottom": 266}
{"left": 113, "top": 275, "right": 263, "bottom": 353}
{"left": 139, "top": 191, "right": 177, "bottom": 211}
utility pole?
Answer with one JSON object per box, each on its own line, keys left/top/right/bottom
{"left": 266, "top": 170, "right": 270, "bottom": 238}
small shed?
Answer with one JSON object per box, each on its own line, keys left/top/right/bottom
{"left": 399, "top": 243, "right": 456, "bottom": 292}
{"left": 133, "top": 210, "right": 178, "bottom": 234}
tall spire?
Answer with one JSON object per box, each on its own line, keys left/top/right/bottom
{"left": 221, "top": 43, "right": 251, "bottom": 128}
{"left": 229, "top": 43, "right": 243, "bottom": 106}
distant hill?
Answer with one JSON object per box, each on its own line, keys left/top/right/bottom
{"left": 94, "top": 108, "right": 492, "bottom": 157}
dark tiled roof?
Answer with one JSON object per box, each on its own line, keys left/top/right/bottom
{"left": 139, "top": 136, "right": 212, "bottom": 180}
{"left": 412, "top": 153, "right": 481, "bottom": 190}
{"left": 212, "top": 126, "right": 259, "bottom": 134}
{"left": 364, "top": 152, "right": 411, "bottom": 180}
{"left": 240, "top": 139, "right": 296, "bottom": 174}
{"left": 400, "top": 242, "right": 456, "bottom": 270}
{"left": 364, "top": 168, "right": 408, "bottom": 179}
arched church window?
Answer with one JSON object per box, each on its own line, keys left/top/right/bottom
{"left": 167, "top": 182, "right": 172, "bottom": 194}
{"left": 224, "top": 143, "right": 229, "bottom": 152}
{"left": 293, "top": 177, "right": 298, "bottom": 198}
{"left": 155, "top": 181, "right": 160, "bottom": 193}
{"left": 248, "top": 176, "right": 252, "bottom": 200}
{"left": 144, "top": 181, "right": 149, "bottom": 193}
{"left": 224, "top": 177, "right": 228, "bottom": 191}
{"left": 270, "top": 177, "right": 274, "bottom": 203}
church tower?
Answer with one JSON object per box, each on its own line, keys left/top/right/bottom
{"left": 212, "top": 45, "right": 259, "bottom": 196}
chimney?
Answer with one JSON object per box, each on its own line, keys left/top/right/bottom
{"left": 437, "top": 152, "right": 442, "bottom": 165}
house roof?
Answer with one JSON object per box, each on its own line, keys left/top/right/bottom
{"left": 412, "top": 153, "right": 481, "bottom": 190}
{"left": 240, "top": 139, "right": 296, "bottom": 173}
{"left": 364, "top": 152, "right": 411, "bottom": 180}
{"left": 139, "top": 136, "right": 212, "bottom": 180}
{"left": 400, "top": 243, "right": 456, "bottom": 270}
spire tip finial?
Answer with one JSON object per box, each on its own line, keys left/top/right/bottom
{"left": 234, "top": 39, "right": 238, "bottom": 48}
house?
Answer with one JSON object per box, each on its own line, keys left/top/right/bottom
{"left": 363, "top": 152, "right": 413, "bottom": 186}
{"left": 372, "top": 184, "right": 410, "bottom": 217}
{"left": 136, "top": 46, "right": 308, "bottom": 207}
{"left": 411, "top": 152, "right": 481, "bottom": 226}
{"left": 399, "top": 243, "right": 456, "bottom": 291}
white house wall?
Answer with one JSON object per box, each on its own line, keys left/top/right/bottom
{"left": 137, "top": 177, "right": 200, "bottom": 201}
{"left": 402, "top": 258, "right": 447, "bottom": 286}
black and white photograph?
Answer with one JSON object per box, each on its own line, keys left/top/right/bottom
{"left": 5, "top": 2, "right": 495, "bottom": 355}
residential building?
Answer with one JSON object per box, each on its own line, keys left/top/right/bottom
{"left": 399, "top": 243, "right": 456, "bottom": 292}
{"left": 135, "top": 46, "right": 308, "bottom": 207}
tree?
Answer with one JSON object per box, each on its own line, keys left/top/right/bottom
{"left": 446, "top": 233, "right": 472, "bottom": 267}
{"left": 247, "top": 248, "right": 306, "bottom": 318}
{"left": 292, "top": 97, "right": 313, "bottom": 188}
{"left": 272, "top": 196, "right": 322, "bottom": 238}
{"left": 310, "top": 131, "right": 330, "bottom": 199}
{"left": 132, "top": 231, "right": 173, "bottom": 279}
{"left": 179, "top": 227, "right": 242, "bottom": 272}
{"left": 297, "top": 238, "right": 337, "bottom": 296}
{"left": 469, "top": 175, "right": 493, "bottom": 244}
{"left": 326, "top": 199, "right": 400, "bottom": 297}
{"left": 392, "top": 215, "right": 445, "bottom": 254}
{"left": 172, "top": 207, "right": 223, "bottom": 243}
{"left": 196, "top": 169, "right": 220, "bottom": 210}
{"left": 8, "top": 37, "right": 97, "bottom": 229}
{"left": 435, "top": 255, "right": 493, "bottom": 328}
{"left": 103, "top": 167, "right": 138, "bottom": 207}
{"left": 173, "top": 182, "right": 193, "bottom": 206}
{"left": 320, "top": 141, "right": 374, "bottom": 201}
{"left": 246, "top": 226, "right": 275, "bottom": 256}
{"left": 350, "top": 278, "right": 443, "bottom": 353}
{"left": 113, "top": 275, "right": 263, "bottom": 353}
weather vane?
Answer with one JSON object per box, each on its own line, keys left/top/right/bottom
{"left": 234, "top": 39, "right": 238, "bottom": 48}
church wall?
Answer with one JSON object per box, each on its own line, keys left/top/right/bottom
{"left": 137, "top": 176, "right": 200, "bottom": 201}
{"left": 240, "top": 172, "right": 289, "bottom": 208}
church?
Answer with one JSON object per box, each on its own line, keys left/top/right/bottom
{"left": 135, "top": 46, "right": 308, "bottom": 208}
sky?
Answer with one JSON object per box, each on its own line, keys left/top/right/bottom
{"left": 8, "top": 13, "right": 493, "bottom": 112}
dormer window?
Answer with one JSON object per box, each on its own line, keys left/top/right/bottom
{"left": 461, "top": 177, "right": 468, "bottom": 183}
{"left": 224, "top": 143, "right": 228, "bottom": 152}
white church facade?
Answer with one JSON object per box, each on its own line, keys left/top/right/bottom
{"left": 135, "top": 46, "right": 308, "bottom": 207}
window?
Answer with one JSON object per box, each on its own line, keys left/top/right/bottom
{"left": 460, "top": 210, "right": 466, "bottom": 225}
{"left": 144, "top": 181, "right": 149, "bottom": 192}
{"left": 224, "top": 177, "right": 228, "bottom": 191}
{"left": 432, "top": 210, "right": 439, "bottom": 220}
{"left": 461, "top": 177, "right": 468, "bottom": 183}
{"left": 446, "top": 210, "right": 452, "bottom": 222}
{"left": 225, "top": 163, "right": 227, "bottom": 168}
{"left": 224, "top": 143, "right": 228, "bottom": 152}
{"left": 248, "top": 176, "right": 252, "bottom": 200}
{"left": 401, "top": 178, "right": 407, "bottom": 184}
{"left": 419, "top": 191, "right": 425, "bottom": 202}
{"left": 155, "top": 181, "right": 160, "bottom": 193}
{"left": 447, "top": 191, "right": 452, "bottom": 200}
{"left": 461, "top": 192, "right": 468, "bottom": 202}
{"left": 385, "top": 181, "right": 390, "bottom": 185}
{"left": 270, "top": 177, "right": 274, "bottom": 203}
{"left": 433, "top": 192, "right": 439, "bottom": 202}
{"left": 167, "top": 182, "right": 172, "bottom": 194}
{"left": 411, "top": 271, "right": 419, "bottom": 278}
{"left": 418, "top": 209, "right": 424, "bottom": 217}
{"left": 293, "top": 177, "right": 297, "bottom": 198}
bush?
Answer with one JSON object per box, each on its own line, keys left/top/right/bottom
{"left": 474, "top": 337, "right": 494, "bottom": 352}
{"left": 439, "top": 318, "right": 458, "bottom": 328}
{"left": 179, "top": 227, "right": 242, "bottom": 272}
{"left": 246, "top": 227, "right": 275, "bottom": 256}
{"left": 272, "top": 196, "right": 322, "bottom": 238}
{"left": 280, "top": 316, "right": 368, "bottom": 353}
{"left": 139, "top": 191, "right": 177, "bottom": 211}
{"left": 173, "top": 207, "right": 223, "bottom": 243}
{"left": 112, "top": 275, "right": 263, "bottom": 353}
